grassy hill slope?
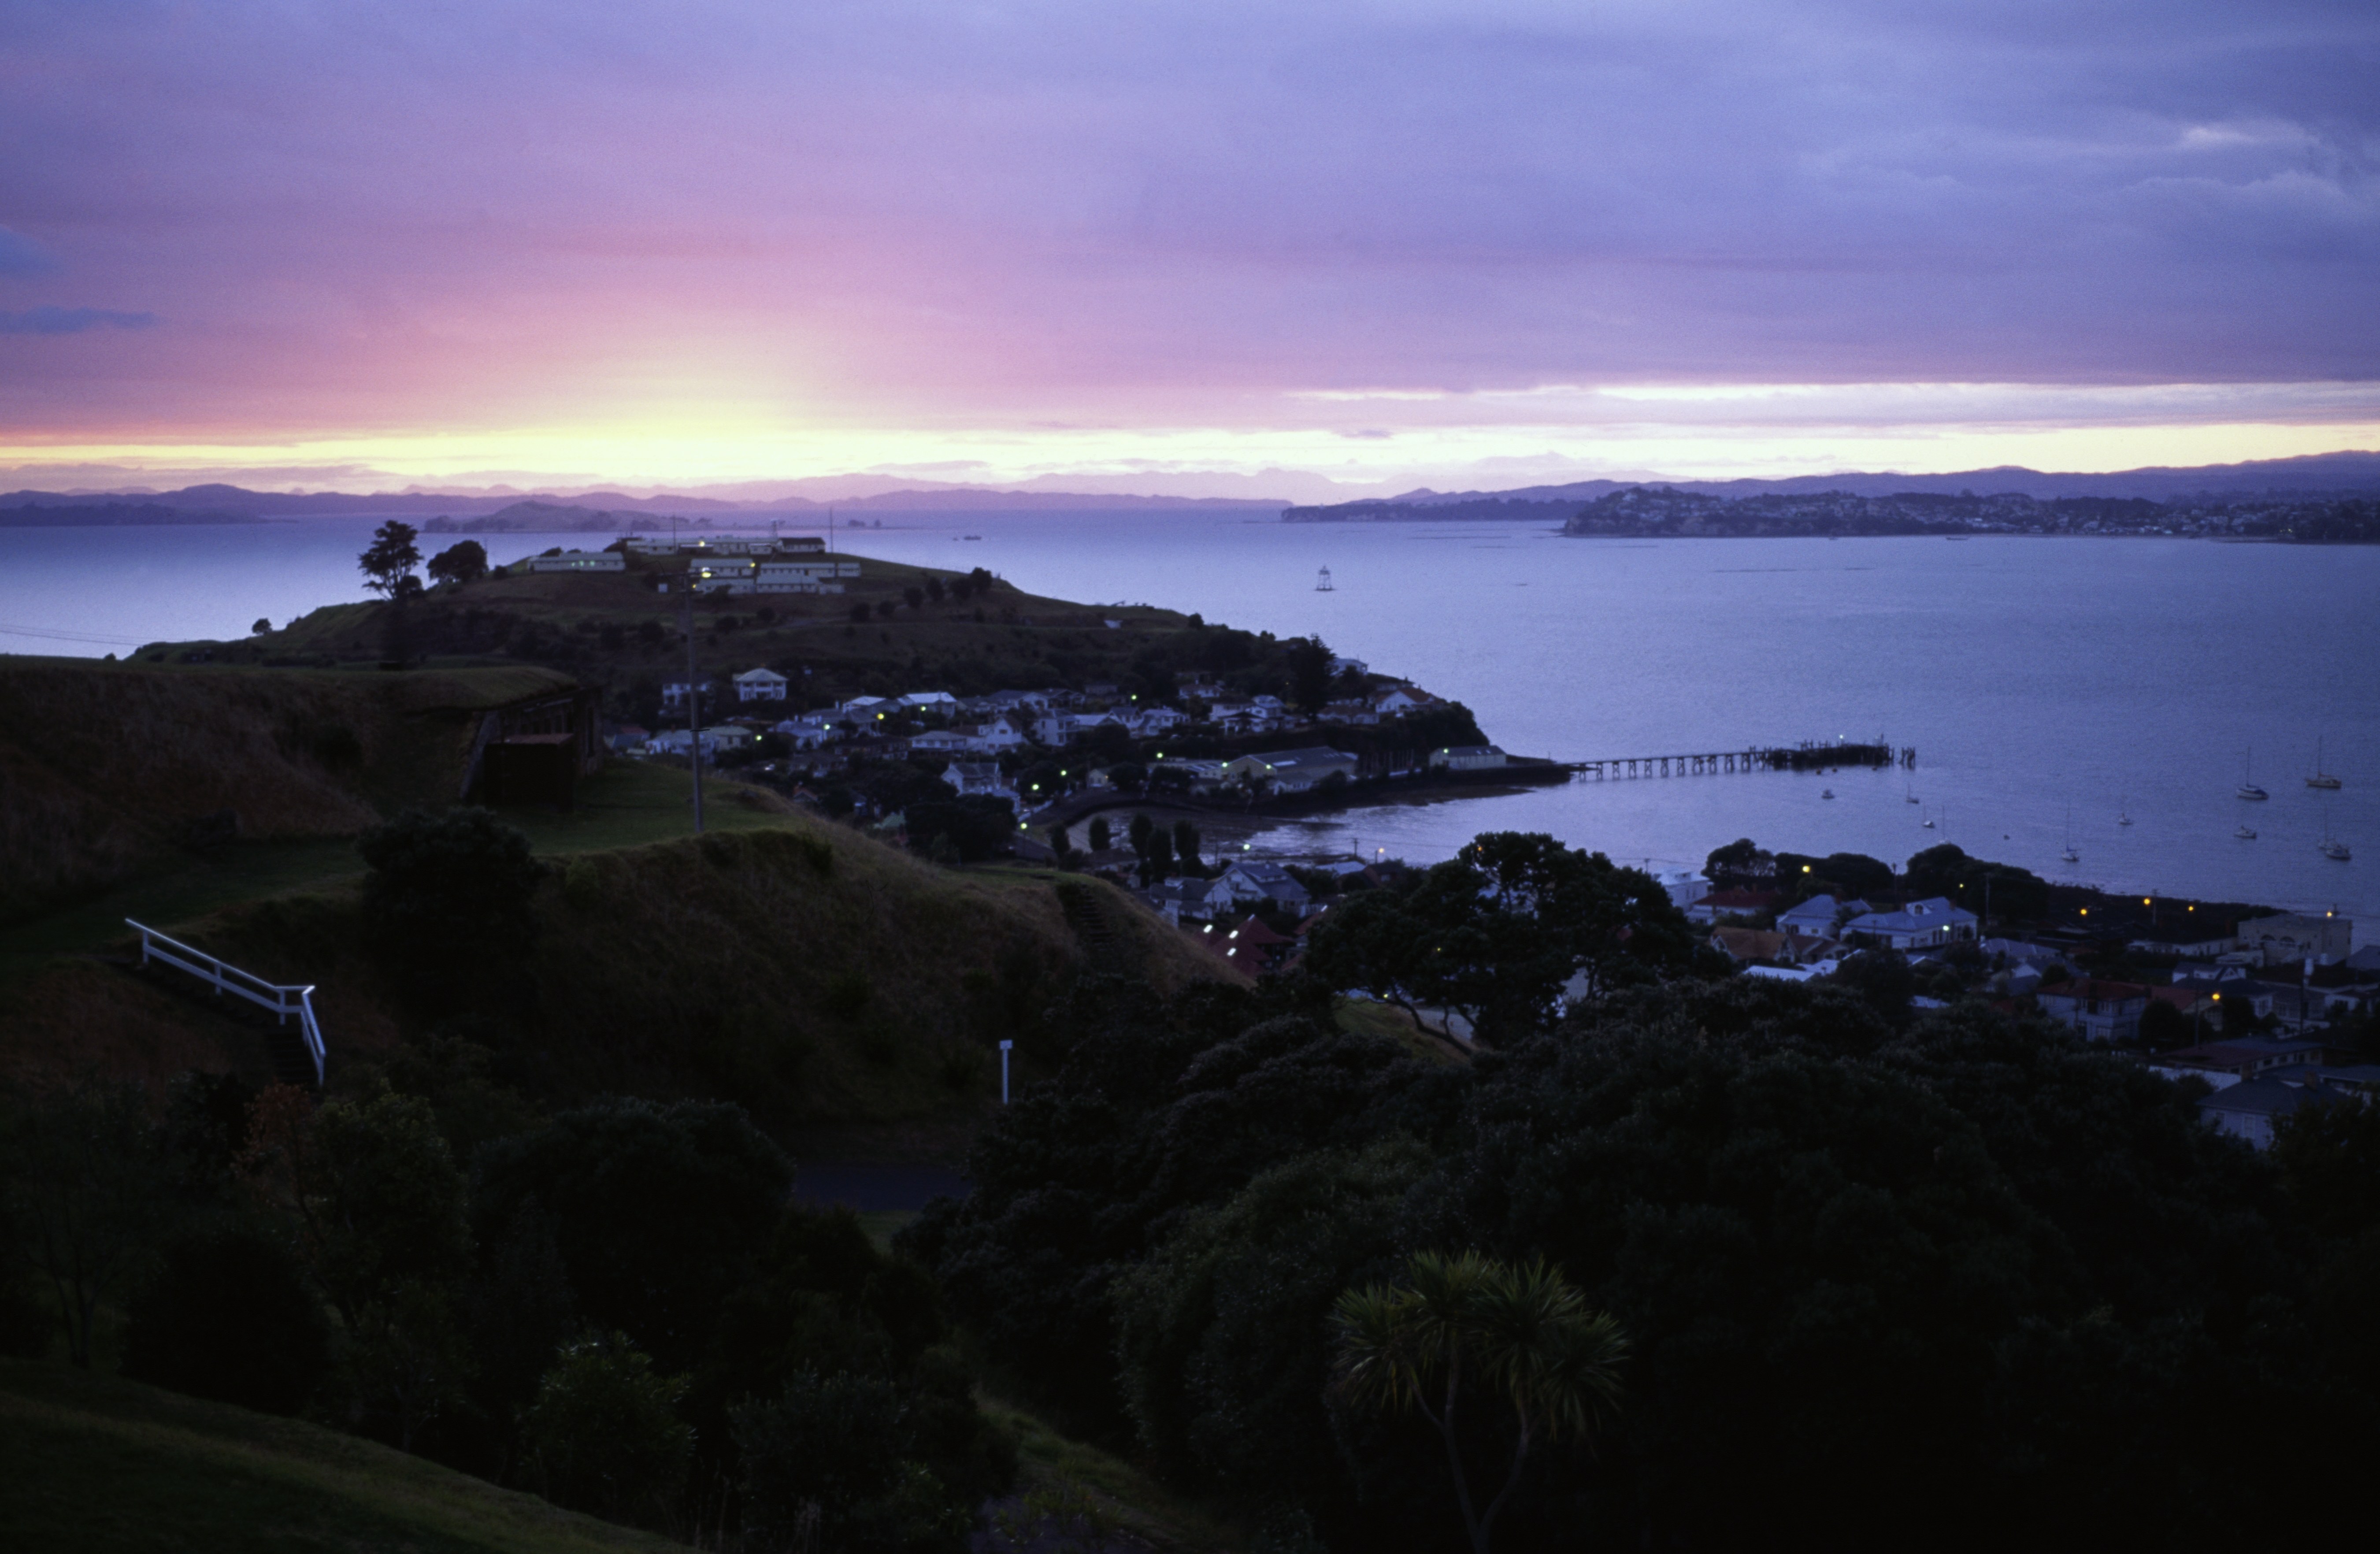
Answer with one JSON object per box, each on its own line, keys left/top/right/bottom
{"left": 0, "top": 1359, "right": 686, "bottom": 1554}
{"left": 163, "top": 547, "right": 1298, "bottom": 725}
{"left": 3, "top": 802, "right": 1234, "bottom": 1127}
{"left": 0, "top": 658, "right": 575, "bottom": 923}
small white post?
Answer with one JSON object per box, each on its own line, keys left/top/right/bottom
{"left": 999, "top": 1039, "right": 1014, "bottom": 1104}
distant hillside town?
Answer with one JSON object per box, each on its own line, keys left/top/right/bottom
{"left": 1284, "top": 486, "right": 2380, "bottom": 541}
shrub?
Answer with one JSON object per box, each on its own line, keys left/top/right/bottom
{"left": 123, "top": 1219, "right": 330, "bottom": 1415}
{"left": 523, "top": 1332, "right": 694, "bottom": 1528}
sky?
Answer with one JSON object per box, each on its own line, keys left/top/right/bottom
{"left": 2, "top": 0, "right": 2376, "bottom": 497}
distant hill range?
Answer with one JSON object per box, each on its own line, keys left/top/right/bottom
{"left": 1284, "top": 450, "right": 2380, "bottom": 522}
{"left": 0, "top": 481, "right": 1284, "bottom": 524}
{"left": 0, "top": 500, "right": 263, "bottom": 527}
{"left": 4, "top": 449, "right": 2375, "bottom": 526}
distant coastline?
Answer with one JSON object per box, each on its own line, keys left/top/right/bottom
{"left": 1284, "top": 485, "right": 2380, "bottom": 543}
{"left": 0, "top": 501, "right": 266, "bottom": 527}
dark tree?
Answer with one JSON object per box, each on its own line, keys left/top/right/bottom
{"left": 903, "top": 585, "right": 925, "bottom": 611}
{"left": 356, "top": 807, "right": 544, "bottom": 1013}
{"left": 1128, "top": 812, "right": 1155, "bottom": 856}
{"left": 123, "top": 1219, "right": 330, "bottom": 1415}
{"left": 359, "top": 520, "right": 423, "bottom": 597}
{"left": 1172, "top": 819, "right": 1202, "bottom": 872}
{"left": 926, "top": 576, "right": 945, "bottom": 604}
{"left": 1088, "top": 816, "right": 1113, "bottom": 852}
{"left": 1286, "top": 635, "right": 1334, "bottom": 718}
{"left": 251, "top": 616, "right": 272, "bottom": 635}
{"left": 427, "top": 540, "right": 489, "bottom": 586}
{"left": 2137, "top": 997, "right": 2191, "bottom": 1050}
{"left": 1704, "top": 837, "right": 1773, "bottom": 883}
{"left": 475, "top": 1098, "right": 793, "bottom": 1369}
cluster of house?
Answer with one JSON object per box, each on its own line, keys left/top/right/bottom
{"left": 625, "top": 668, "right": 1504, "bottom": 803}
{"left": 519, "top": 533, "right": 861, "bottom": 594}
{"left": 1688, "top": 888, "right": 1984, "bottom": 979}
{"left": 1690, "top": 882, "right": 2374, "bottom": 1150}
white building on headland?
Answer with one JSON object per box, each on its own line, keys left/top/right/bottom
{"left": 526, "top": 549, "right": 626, "bottom": 572}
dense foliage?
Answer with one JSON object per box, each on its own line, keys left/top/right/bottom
{"left": 0, "top": 1072, "right": 1010, "bottom": 1550}
{"left": 908, "top": 966, "right": 2380, "bottom": 1550}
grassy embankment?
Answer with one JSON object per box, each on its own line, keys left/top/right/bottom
{"left": 0, "top": 1356, "right": 1248, "bottom": 1554}
{"left": 0, "top": 1359, "right": 688, "bottom": 1554}
{"left": 210, "top": 548, "right": 1209, "bottom": 715}
{"left": 0, "top": 656, "right": 1235, "bottom": 1129}
{"left": 0, "top": 656, "right": 576, "bottom": 927}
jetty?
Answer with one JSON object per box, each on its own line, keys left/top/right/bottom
{"left": 1568, "top": 739, "right": 1909, "bottom": 780}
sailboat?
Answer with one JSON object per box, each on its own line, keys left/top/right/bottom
{"left": 2320, "top": 802, "right": 2351, "bottom": 860}
{"left": 1904, "top": 777, "right": 1920, "bottom": 805}
{"left": 2307, "top": 737, "right": 2342, "bottom": 790}
{"left": 1315, "top": 567, "right": 1334, "bottom": 592}
{"left": 2060, "top": 806, "right": 2080, "bottom": 864}
{"left": 2236, "top": 748, "right": 2268, "bottom": 801}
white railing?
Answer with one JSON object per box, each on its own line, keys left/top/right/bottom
{"left": 126, "top": 919, "right": 325, "bottom": 1086}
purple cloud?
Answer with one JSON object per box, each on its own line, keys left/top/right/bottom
{"left": 0, "top": 0, "right": 2371, "bottom": 441}
{"left": 0, "top": 306, "right": 157, "bottom": 335}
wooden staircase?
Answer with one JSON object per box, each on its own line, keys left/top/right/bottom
{"left": 1053, "top": 880, "right": 1131, "bottom": 974}
{"left": 122, "top": 921, "right": 326, "bottom": 1087}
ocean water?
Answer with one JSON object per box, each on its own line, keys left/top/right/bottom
{"left": 3, "top": 512, "right": 2375, "bottom": 921}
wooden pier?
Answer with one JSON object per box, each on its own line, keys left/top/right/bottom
{"left": 1568, "top": 740, "right": 1913, "bottom": 780}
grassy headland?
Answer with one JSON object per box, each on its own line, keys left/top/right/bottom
{"left": 0, "top": 1359, "right": 689, "bottom": 1554}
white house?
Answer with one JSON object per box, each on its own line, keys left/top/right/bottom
{"left": 1778, "top": 895, "right": 1868, "bottom": 937}
{"left": 909, "top": 729, "right": 979, "bottom": 755}
{"left": 1217, "top": 860, "right": 1312, "bottom": 909}
{"left": 1429, "top": 745, "right": 1509, "bottom": 771}
{"left": 1128, "top": 705, "right": 1190, "bottom": 736}
{"left": 753, "top": 557, "right": 860, "bottom": 593}
{"left": 689, "top": 559, "right": 759, "bottom": 593}
{"left": 899, "top": 691, "right": 959, "bottom": 713}
{"left": 2034, "top": 979, "right": 2149, "bottom": 1042}
{"left": 644, "top": 727, "right": 753, "bottom": 758}
{"left": 1840, "top": 897, "right": 1979, "bottom": 951}
{"left": 2195, "top": 1075, "right": 2343, "bottom": 1150}
{"left": 526, "top": 549, "right": 626, "bottom": 573}
{"left": 770, "top": 717, "right": 838, "bottom": 750}
{"left": 973, "top": 714, "right": 1031, "bottom": 752}
{"left": 1143, "top": 875, "right": 1239, "bottom": 925}
{"left": 732, "top": 668, "right": 788, "bottom": 704}
{"left": 1373, "top": 686, "right": 1438, "bottom": 717}
{"left": 1034, "top": 712, "right": 1128, "bottom": 745}
{"left": 1653, "top": 871, "right": 1713, "bottom": 914}
{"left": 942, "top": 761, "right": 1016, "bottom": 800}
{"left": 1153, "top": 758, "right": 1229, "bottom": 794}
{"left": 2235, "top": 912, "right": 2354, "bottom": 966}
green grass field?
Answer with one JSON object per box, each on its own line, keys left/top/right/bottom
{"left": 0, "top": 1359, "right": 687, "bottom": 1554}
{"left": 0, "top": 763, "right": 798, "bottom": 986}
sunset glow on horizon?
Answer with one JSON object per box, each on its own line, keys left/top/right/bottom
{"left": 5, "top": 1, "right": 2376, "bottom": 497}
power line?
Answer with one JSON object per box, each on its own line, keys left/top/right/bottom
{"left": 0, "top": 621, "right": 146, "bottom": 645}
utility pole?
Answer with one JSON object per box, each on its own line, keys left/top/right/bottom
{"left": 999, "top": 1039, "right": 1014, "bottom": 1104}
{"left": 681, "top": 590, "right": 704, "bottom": 834}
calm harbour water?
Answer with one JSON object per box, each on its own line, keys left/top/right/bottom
{"left": 3, "top": 513, "right": 2374, "bottom": 923}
